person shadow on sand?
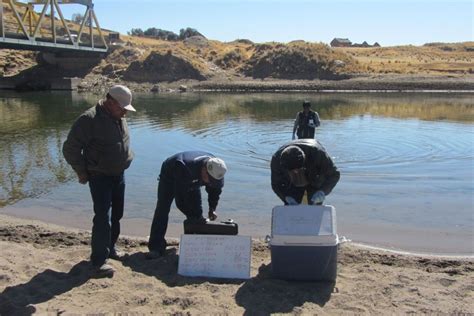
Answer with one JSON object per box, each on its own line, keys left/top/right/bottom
{"left": 121, "top": 249, "right": 243, "bottom": 288}
{"left": 234, "top": 263, "right": 335, "bottom": 315}
{"left": 0, "top": 260, "right": 107, "bottom": 315}
{"left": 121, "top": 248, "right": 334, "bottom": 315}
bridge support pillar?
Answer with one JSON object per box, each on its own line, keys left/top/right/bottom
{"left": 39, "top": 52, "right": 103, "bottom": 70}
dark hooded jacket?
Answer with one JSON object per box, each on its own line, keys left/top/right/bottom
{"left": 270, "top": 139, "right": 340, "bottom": 201}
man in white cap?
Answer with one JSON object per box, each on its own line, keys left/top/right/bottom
{"left": 147, "top": 151, "right": 227, "bottom": 259}
{"left": 63, "top": 85, "right": 136, "bottom": 277}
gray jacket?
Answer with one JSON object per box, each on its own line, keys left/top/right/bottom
{"left": 63, "top": 103, "right": 134, "bottom": 176}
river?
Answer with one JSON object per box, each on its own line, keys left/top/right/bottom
{"left": 0, "top": 91, "right": 472, "bottom": 255}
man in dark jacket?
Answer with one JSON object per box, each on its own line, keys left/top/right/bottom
{"left": 271, "top": 139, "right": 340, "bottom": 205}
{"left": 292, "top": 101, "right": 320, "bottom": 140}
{"left": 147, "top": 151, "right": 227, "bottom": 259}
{"left": 63, "top": 85, "right": 135, "bottom": 277}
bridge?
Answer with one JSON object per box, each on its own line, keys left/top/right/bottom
{"left": 0, "top": 0, "right": 108, "bottom": 54}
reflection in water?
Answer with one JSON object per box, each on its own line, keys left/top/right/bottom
{"left": 0, "top": 92, "right": 87, "bottom": 206}
{"left": 133, "top": 93, "right": 474, "bottom": 128}
{"left": 0, "top": 91, "right": 473, "bottom": 253}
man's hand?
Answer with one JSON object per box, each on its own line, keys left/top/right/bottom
{"left": 77, "top": 172, "right": 88, "bottom": 184}
{"left": 208, "top": 209, "right": 217, "bottom": 221}
{"left": 310, "top": 190, "right": 325, "bottom": 205}
{"left": 285, "top": 196, "right": 299, "bottom": 205}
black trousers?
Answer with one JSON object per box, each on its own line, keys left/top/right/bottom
{"left": 148, "top": 177, "right": 203, "bottom": 252}
{"left": 88, "top": 173, "right": 125, "bottom": 266}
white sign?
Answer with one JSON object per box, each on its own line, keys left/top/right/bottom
{"left": 178, "top": 235, "right": 251, "bottom": 279}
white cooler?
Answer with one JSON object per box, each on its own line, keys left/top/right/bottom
{"left": 269, "top": 205, "right": 338, "bottom": 281}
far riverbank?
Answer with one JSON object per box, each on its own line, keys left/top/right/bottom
{"left": 1, "top": 72, "right": 474, "bottom": 93}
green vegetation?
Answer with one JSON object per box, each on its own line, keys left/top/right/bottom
{"left": 127, "top": 27, "right": 204, "bottom": 41}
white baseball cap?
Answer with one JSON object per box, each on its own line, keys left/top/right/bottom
{"left": 206, "top": 157, "right": 227, "bottom": 187}
{"left": 108, "top": 85, "right": 136, "bottom": 112}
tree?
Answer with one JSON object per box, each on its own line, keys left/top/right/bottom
{"left": 128, "top": 28, "right": 144, "bottom": 36}
{"left": 71, "top": 13, "right": 83, "bottom": 24}
{"left": 179, "top": 27, "right": 204, "bottom": 40}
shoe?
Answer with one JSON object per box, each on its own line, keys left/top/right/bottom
{"left": 92, "top": 263, "right": 115, "bottom": 278}
{"left": 109, "top": 248, "right": 125, "bottom": 260}
{"left": 145, "top": 250, "right": 163, "bottom": 260}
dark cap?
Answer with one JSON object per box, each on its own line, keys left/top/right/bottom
{"left": 280, "top": 145, "right": 305, "bottom": 170}
{"left": 302, "top": 101, "right": 311, "bottom": 108}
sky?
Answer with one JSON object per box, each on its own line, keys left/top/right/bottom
{"left": 56, "top": 0, "right": 473, "bottom": 46}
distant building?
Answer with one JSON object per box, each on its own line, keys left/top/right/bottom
{"left": 108, "top": 32, "right": 120, "bottom": 43}
{"left": 331, "top": 38, "right": 381, "bottom": 48}
{"left": 330, "top": 38, "right": 352, "bottom": 47}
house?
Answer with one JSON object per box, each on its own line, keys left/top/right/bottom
{"left": 330, "top": 38, "right": 352, "bottom": 47}
{"left": 108, "top": 32, "right": 120, "bottom": 43}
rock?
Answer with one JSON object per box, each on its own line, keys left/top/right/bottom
{"left": 178, "top": 85, "right": 187, "bottom": 92}
{"left": 242, "top": 43, "right": 354, "bottom": 80}
{"left": 333, "top": 60, "right": 346, "bottom": 67}
{"left": 184, "top": 35, "right": 209, "bottom": 47}
{"left": 151, "top": 85, "right": 160, "bottom": 92}
{"left": 102, "top": 63, "right": 115, "bottom": 75}
{"left": 123, "top": 52, "right": 206, "bottom": 82}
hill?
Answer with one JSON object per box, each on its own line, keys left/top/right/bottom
{"left": 0, "top": 4, "right": 473, "bottom": 92}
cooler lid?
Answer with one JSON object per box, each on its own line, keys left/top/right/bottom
{"left": 270, "top": 234, "right": 339, "bottom": 246}
{"left": 271, "top": 205, "right": 336, "bottom": 237}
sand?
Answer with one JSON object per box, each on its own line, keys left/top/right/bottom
{"left": 0, "top": 214, "right": 472, "bottom": 315}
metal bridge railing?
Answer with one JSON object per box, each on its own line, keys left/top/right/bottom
{"left": 0, "top": 0, "right": 108, "bottom": 53}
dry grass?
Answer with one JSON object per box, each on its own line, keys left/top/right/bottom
{"left": 120, "top": 35, "right": 474, "bottom": 77}
{"left": 337, "top": 42, "right": 474, "bottom": 75}
{"left": 2, "top": 4, "right": 473, "bottom": 78}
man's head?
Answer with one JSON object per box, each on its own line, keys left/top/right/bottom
{"left": 202, "top": 157, "right": 227, "bottom": 187}
{"left": 280, "top": 145, "right": 308, "bottom": 187}
{"left": 280, "top": 145, "right": 305, "bottom": 170}
{"left": 104, "top": 85, "right": 136, "bottom": 119}
{"left": 302, "top": 100, "right": 311, "bottom": 113}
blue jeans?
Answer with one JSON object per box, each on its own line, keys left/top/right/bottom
{"left": 88, "top": 173, "right": 125, "bottom": 266}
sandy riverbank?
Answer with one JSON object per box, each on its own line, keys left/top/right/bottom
{"left": 0, "top": 214, "right": 472, "bottom": 314}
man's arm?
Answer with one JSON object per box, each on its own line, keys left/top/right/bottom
{"left": 173, "top": 163, "right": 204, "bottom": 218}
{"left": 314, "top": 112, "right": 321, "bottom": 127}
{"left": 205, "top": 186, "right": 222, "bottom": 220}
{"left": 270, "top": 155, "right": 289, "bottom": 203}
{"left": 318, "top": 151, "right": 340, "bottom": 195}
{"left": 62, "top": 116, "right": 91, "bottom": 183}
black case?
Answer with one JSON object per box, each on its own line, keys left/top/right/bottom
{"left": 183, "top": 218, "right": 238, "bottom": 235}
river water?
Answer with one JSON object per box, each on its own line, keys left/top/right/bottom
{"left": 0, "top": 91, "right": 473, "bottom": 255}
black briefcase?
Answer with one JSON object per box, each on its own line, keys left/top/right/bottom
{"left": 183, "top": 218, "right": 238, "bottom": 235}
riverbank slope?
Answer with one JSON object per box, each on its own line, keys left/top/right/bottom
{"left": 1, "top": 36, "right": 473, "bottom": 92}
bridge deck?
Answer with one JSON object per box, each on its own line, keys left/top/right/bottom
{"left": 0, "top": 35, "right": 108, "bottom": 53}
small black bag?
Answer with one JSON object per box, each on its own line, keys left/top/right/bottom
{"left": 183, "top": 218, "right": 238, "bottom": 235}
